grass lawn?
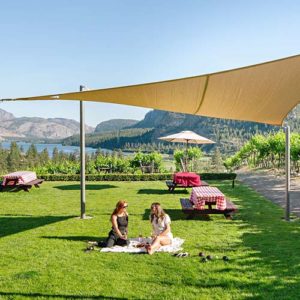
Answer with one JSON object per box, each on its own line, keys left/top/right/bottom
{"left": 1, "top": 180, "right": 300, "bottom": 299}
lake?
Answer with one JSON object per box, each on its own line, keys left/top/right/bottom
{"left": 0, "top": 141, "right": 103, "bottom": 156}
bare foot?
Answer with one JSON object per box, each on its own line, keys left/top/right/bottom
{"left": 147, "top": 245, "right": 154, "bottom": 255}
{"left": 145, "top": 244, "right": 152, "bottom": 254}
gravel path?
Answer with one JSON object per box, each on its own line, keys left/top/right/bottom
{"left": 236, "top": 169, "right": 300, "bottom": 218}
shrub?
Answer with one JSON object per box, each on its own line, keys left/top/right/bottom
{"left": 39, "top": 172, "right": 236, "bottom": 182}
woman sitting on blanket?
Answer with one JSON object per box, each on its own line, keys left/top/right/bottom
{"left": 105, "top": 200, "right": 129, "bottom": 247}
{"left": 146, "top": 202, "right": 173, "bottom": 255}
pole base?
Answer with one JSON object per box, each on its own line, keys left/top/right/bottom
{"left": 281, "top": 215, "right": 297, "bottom": 222}
{"left": 75, "top": 215, "right": 93, "bottom": 220}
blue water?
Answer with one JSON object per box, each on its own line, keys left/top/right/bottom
{"left": 0, "top": 141, "right": 102, "bottom": 156}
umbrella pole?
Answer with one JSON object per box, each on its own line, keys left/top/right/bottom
{"left": 185, "top": 141, "right": 189, "bottom": 172}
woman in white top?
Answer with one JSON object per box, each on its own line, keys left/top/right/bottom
{"left": 146, "top": 202, "right": 173, "bottom": 255}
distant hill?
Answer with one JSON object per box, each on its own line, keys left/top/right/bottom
{"left": 134, "top": 105, "right": 300, "bottom": 153}
{"left": 3, "top": 104, "right": 299, "bottom": 155}
{"left": 0, "top": 109, "right": 94, "bottom": 140}
{"left": 62, "top": 127, "right": 152, "bottom": 149}
{"left": 95, "top": 119, "right": 138, "bottom": 133}
{"left": 0, "top": 109, "right": 15, "bottom": 121}
{"left": 62, "top": 104, "right": 300, "bottom": 155}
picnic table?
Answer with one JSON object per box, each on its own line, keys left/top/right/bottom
{"left": 174, "top": 172, "right": 201, "bottom": 186}
{"left": 190, "top": 186, "right": 226, "bottom": 210}
{"left": 180, "top": 186, "right": 237, "bottom": 219}
{"left": 0, "top": 171, "right": 44, "bottom": 192}
{"left": 166, "top": 172, "right": 208, "bottom": 192}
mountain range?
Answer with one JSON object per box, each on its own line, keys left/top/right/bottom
{"left": 95, "top": 119, "right": 138, "bottom": 133}
{"left": 62, "top": 104, "right": 300, "bottom": 154}
{"left": 1, "top": 104, "right": 299, "bottom": 154}
{"left": 0, "top": 109, "right": 94, "bottom": 141}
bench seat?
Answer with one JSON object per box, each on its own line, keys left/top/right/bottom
{"left": 19, "top": 179, "right": 44, "bottom": 192}
{"left": 180, "top": 198, "right": 237, "bottom": 219}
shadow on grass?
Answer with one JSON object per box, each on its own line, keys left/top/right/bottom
{"left": 42, "top": 235, "right": 108, "bottom": 242}
{"left": 53, "top": 184, "right": 118, "bottom": 191}
{"left": 0, "top": 186, "right": 27, "bottom": 193}
{"left": 0, "top": 215, "right": 74, "bottom": 238}
{"left": 0, "top": 292, "right": 128, "bottom": 299}
{"left": 138, "top": 184, "right": 300, "bottom": 298}
{"left": 214, "top": 183, "right": 300, "bottom": 298}
{"left": 142, "top": 208, "right": 212, "bottom": 221}
{"left": 137, "top": 188, "right": 189, "bottom": 195}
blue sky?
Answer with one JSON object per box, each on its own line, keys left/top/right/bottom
{"left": 0, "top": 0, "right": 299, "bottom": 127}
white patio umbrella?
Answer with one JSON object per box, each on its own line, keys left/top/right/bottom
{"left": 158, "top": 130, "right": 215, "bottom": 171}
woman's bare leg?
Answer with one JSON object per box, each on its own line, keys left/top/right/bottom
{"left": 148, "top": 236, "right": 171, "bottom": 255}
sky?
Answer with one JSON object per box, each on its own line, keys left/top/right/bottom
{"left": 0, "top": 0, "right": 299, "bottom": 127}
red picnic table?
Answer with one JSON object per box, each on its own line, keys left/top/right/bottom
{"left": 166, "top": 172, "right": 209, "bottom": 192}
{"left": 1, "top": 171, "right": 44, "bottom": 192}
{"left": 180, "top": 185, "right": 237, "bottom": 219}
{"left": 173, "top": 172, "right": 201, "bottom": 187}
{"left": 190, "top": 186, "right": 226, "bottom": 210}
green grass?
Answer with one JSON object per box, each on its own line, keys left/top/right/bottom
{"left": 1, "top": 181, "right": 300, "bottom": 299}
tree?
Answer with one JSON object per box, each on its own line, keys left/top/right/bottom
{"left": 39, "top": 148, "right": 50, "bottom": 165}
{"left": 211, "top": 147, "right": 224, "bottom": 172}
{"left": 0, "top": 147, "right": 8, "bottom": 174}
{"left": 52, "top": 147, "right": 59, "bottom": 163}
{"left": 174, "top": 147, "right": 202, "bottom": 172}
{"left": 267, "top": 132, "right": 285, "bottom": 169}
{"left": 291, "top": 133, "right": 300, "bottom": 173}
{"left": 7, "top": 142, "right": 21, "bottom": 171}
{"left": 26, "top": 144, "right": 39, "bottom": 167}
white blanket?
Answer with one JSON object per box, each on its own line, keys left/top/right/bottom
{"left": 100, "top": 237, "right": 184, "bottom": 253}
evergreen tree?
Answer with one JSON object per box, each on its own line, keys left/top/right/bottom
{"left": 7, "top": 142, "right": 21, "bottom": 171}
{"left": 0, "top": 148, "right": 9, "bottom": 174}
{"left": 68, "top": 152, "right": 77, "bottom": 162}
{"left": 52, "top": 147, "right": 59, "bottom": 163}
{"left": 40, "top": 148, "right": 50, "bottom": 165}
{"left": 211, "top": 147, "right": 224, "bottom": 172}
{"left": 26, "top": 144, "right": 39, "bottom": 167}
{"left": 58, "top": 150, "right": 68, "bottom": 162}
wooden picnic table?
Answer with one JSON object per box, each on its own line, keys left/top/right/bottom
{"left": 190, "top": 186, "right": 226, "bottom": 210}
{"left": 180, "top": 186, "right": 237, "bottom": 219}
{"left": 166, "top": 172, "right": 208, "bottom": 192}
{"left": 0, "top": 171, "right": 44, "bottom": 192}
{"left": 174, "top": 172, "right": 201, "bottom": 186}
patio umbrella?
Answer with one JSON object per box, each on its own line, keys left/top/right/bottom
{"left": 158, "top": 130, "right": 215, "bottom": 171}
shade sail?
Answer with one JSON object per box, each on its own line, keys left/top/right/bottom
{"left": 9, "top": 54, "right": 300, "bottom": 125}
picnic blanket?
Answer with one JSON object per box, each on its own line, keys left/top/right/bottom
{"left": 100, "top": 237, "right": 184, "bottom": 253}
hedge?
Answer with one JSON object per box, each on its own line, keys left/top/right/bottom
{"left": 39, "top": 173, "right": 237, "bottom": 182}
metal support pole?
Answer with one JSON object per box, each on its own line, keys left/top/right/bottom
{"left": 285, "top": 126, "right": 290, "bottom": 221}
{"left": 80, "top": 85, "right": 86, "bottom": 219}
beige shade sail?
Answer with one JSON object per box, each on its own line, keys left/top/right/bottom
{"left": 8, "top": 54, "right": 300, "bottom": 126}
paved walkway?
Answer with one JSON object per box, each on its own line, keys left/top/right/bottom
{"left": 236, "top": 169, "right": 300, "bottom": 218}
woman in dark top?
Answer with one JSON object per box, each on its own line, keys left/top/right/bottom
{"left": 106, "top": 200, "right": 129, "bottom": 247}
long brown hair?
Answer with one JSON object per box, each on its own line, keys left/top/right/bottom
{"left": 150, "top": 202, "right": 166, "bottom": 223}
{"left": 112, "top": 200, "right": 128, "bottom": 217}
